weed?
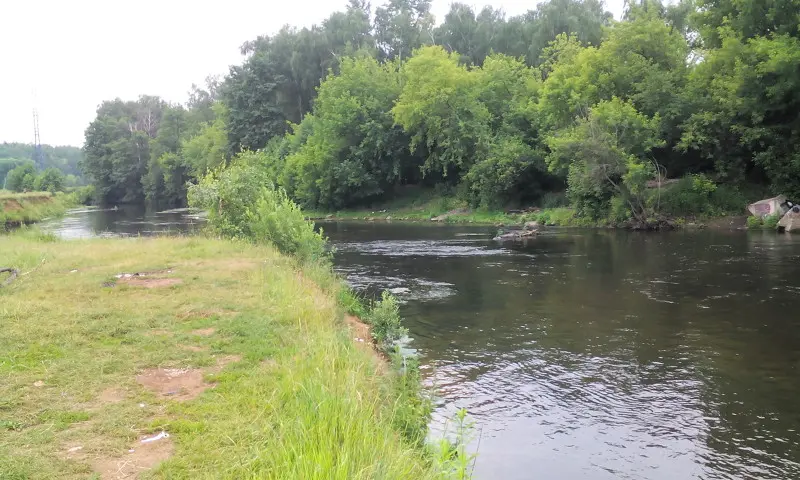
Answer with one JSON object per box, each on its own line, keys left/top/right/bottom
{"left": 764, "top": 213, "right": 780, "bottom": 229}
{"left": 746, "top": 216, "right": 763, "bottom": 229}
{"left": 433, "top": 409, "right": 478, "bottom": 479}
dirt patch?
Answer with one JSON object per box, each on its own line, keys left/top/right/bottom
{"left": 345, "top": 315, "right": 372, "bottom": 344}
{"left": 216, "top": 354, "right": 243, "bottom": 366}
{"left": 136, "top": 368, "right": 208, "bottom": 401}
{"left": 92, "top": 434, "right": 174, "bottom": 479}
{"left": 98, "top": 387, "right": 127, "bottom": 404}
{"left": 1, "top": 199, "right": 23, "bottom": 212}
{"left": 180, "top": 344, "right": 208, "bottom": 352}
{"left": 260, "top": 358, "right": 278, "bottom": 370}
{"left": 344, "top": 315, "right": 388, "bottom": 374}
{"left": 191, "top": 328, "right": 216, "bottom": 337}
{"left": 144, "top": 329, "right": 173, "bottom": 337}
{"left": 136, "top": 355, "right": 241, "bottom": 401}
{"left": 117, "top": 277, "right": 182, "bottom": 289}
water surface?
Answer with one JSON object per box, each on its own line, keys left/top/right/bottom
{"left": 324, "top": 222, "right": 800, "bottom": 480}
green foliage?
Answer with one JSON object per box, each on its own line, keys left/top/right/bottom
{"left": 280, "top": 57, "right": 413, "bottom": 210}
{"left": 68, "top": 185, "right": 95, "bottom": 205}
{"left": 187, "top": 151, "right": 272, "bottom": 239}
{"left": 0, "top": 143, "right": 85, "bottom": 181}
{"left": 3, "top": 163, "right": 36, "bottom": 192}
{"left": 393, "top": 46, "right": 491, "bottom": 178}
{"left": 763, "top": 213, "right": 781, "bottom": 230}
{"left": 433, "top": 409, "right": 477, "bottom": 479}
{"left": 83, "top": 0, "right": 800, "bottom": 226}
{"left": 546, "top": 98, "right": 663, "bottom": 220}
{"left": 366, "top": 291, "right": 408, "bottom": 351}
{"left": 32, "top": 168, "right": 65, "bottom": 193}
{"left": 655, "top": 174, "right": 745, "bottom": 217}
{"left": 746, "top": 215, "right": 763, "bottom": 229}
{"left": 246, "top": 187, "right": 329, "bottom": 265}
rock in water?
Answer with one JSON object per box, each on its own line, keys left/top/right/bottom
{"left": 493, "top": 229, "right": 537, "bottom": 242}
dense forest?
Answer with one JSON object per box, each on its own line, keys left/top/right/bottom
{"left": 82, "top": 0, "right": 800, "bottom": 223}
{"left": 1, "top": 143, "right": 85, "bottom": 192}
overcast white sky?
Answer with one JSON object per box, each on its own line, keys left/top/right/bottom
{"left": 0, "top": 0, "right": 625, "bottom": 147}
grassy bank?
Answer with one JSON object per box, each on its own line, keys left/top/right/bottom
{"left": 307, "top": 190, "right": 753, "bottom": 230}
{"left": 305, "top": 192, "right": 581, "bottom": 227}
{"left": 0, "top": 191, "right": 74, "bottom": 227}
{"left": 0, "top": 232, "right": 444, "bottom": 479}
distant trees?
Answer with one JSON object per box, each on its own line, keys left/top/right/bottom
{"left": 81, "top": 0, "right": 800, "bottom": 221}
{"left": 3, "top": 163, "right": 65, "bottom": 193}
{"left": 82, "top": 82, "right": 224, "bottom": 207}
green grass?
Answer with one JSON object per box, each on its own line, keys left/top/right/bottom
{"left": 1, "top": 191, "right": 74, "bottom": 226}
{"left": 0, "top": 232, "right": 443, "bottom": 479}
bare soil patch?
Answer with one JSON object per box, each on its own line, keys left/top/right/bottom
{"left": 191, "top": 327, "right": 216, "bottom": 337}
{"left": 92, "top": 434, "right": 174, "bottom": 479}
{"left": 136, "top": 355, "right": 242, "bottom": 401}
{"left": 344, "top": 315, "right": 388, "bottom": 374}
{"left": 180, "top": 344, "right": 208, "bottom": 352}
{"left": 144, "top": 329, "right": 173, "bottom": 337}
{"left": 345, "top": 315, "right": 372, "bottom": 344}
{"left": 1, "top": 199, "right": 23, "bottom": 212}
{"left": 98, "top": 387, "right": 127, "bottom": 404}
{"left": 136, "top": 368, "right": 207, "bottom": 401}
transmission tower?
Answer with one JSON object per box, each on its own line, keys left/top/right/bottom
{"left": 32, "top": 108, "right": 44, "bottom": 169}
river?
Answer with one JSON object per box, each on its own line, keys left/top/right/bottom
{"left": 43, "top": 208, "right": 800, "bottom": 479}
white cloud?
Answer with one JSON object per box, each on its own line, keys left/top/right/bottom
{"left": 0, "top": 0, "right": 624, "bottom": 147}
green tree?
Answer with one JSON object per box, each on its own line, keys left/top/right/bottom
{"left": 546, "top": 98, "right": 664, "bottom": 221}
{"left": 280, "top": 57, "right": 414, "bottom": 209}
{"left": 392, "top": 46, "right": 491, "bottom": 180}
{"left": 4, "top": 163, "right": 36, "bottom": 192}
{"left": 33, "top": 168, "right": 66, "bottom": 193}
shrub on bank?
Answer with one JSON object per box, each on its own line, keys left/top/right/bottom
{"left": 655, "top": 174, "right": 746, "bottom": 217}
{"left": 247, "top": 187, "right": 329, "bottom": 265}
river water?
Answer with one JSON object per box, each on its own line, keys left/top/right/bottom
{"left": 43, "top": 209, "right": 800, "bottom": 479}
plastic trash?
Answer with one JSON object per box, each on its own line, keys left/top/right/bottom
{"left": 141, "top": 431, "right": 169, "bottom": 443}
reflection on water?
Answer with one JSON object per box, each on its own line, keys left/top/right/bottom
{"left": 324, "top": 222, "right": 800, "bottom": 480}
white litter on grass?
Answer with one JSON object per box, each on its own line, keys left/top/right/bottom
{"left": 141, "top": 431, "right": 169, "bottom": 443}
{"left": 67, "top": 446, "right": 83, "bottom": 453}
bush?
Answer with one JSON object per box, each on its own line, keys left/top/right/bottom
{"left": 763, "top": 213, "right": 780, "bottom": 229}
{"left": 656, "top": 174, "right": 746, "bottom": 217}
{"left": 746, "top": 216, "right": 762, "bottom": 229}
{"left": 187, "top": 152, "right": 273, "bottom": 239}
{"left": 67, "top": 185, "right": 95, "bottom": 205}
{"left": 366, "top": 291, "right": 407, "bottom": 351}
{"left": 189, "top": 151, "right": 328, "bottom": 265}
{"left": 247, "top": 187, "right": 329, "bottom": 265}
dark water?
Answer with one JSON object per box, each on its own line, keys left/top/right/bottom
{"left": 323, "top": 222, "right": 800, "bottom": 480}
{"left": 39, "top": 206, "right": 204, "bottom": 239}
{"left": 44, "top": 212, "right": 800, "bottom": 479}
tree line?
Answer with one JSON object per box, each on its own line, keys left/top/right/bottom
{"left": 1, "top": 143, "right": 85, "bottom": 193}
{"left": 82, "top": 0, "right": 800, "bottom": 222}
